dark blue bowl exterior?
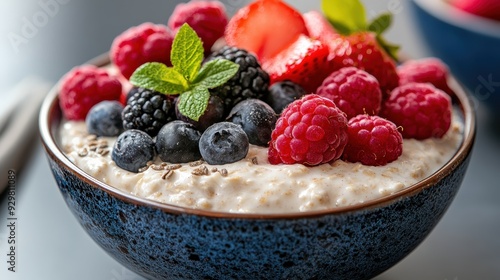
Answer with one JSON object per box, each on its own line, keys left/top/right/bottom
{"left": 45, "top": 151, "right": 471, "bottom": 280}
{"left": 410, "top": 1, "right": 500, "bottom": 113}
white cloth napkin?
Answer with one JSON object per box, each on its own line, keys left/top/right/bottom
{"left": 0, "top": 77, "right": 52, "bottom": 193}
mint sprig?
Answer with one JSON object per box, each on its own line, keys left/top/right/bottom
{"left": 321, "top": 0, "right": 400, "bottom": 61}
{"left": 130, "top": 62, "right": 188, "bottom": 93}
{"left": 129, "top": 23, "right": 239, "bottom": 121}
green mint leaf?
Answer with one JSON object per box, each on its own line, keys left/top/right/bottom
{"left": 129, "top": 24, "right": 239, "bottom": 122}
{"left": 326, "top": 20, "right": 354, "bottom": 36}
{"left": 130, "top": 62, "right": 188, "bottom": 94}
{"left": 192, "top": 59, "right": 240, "bottom": 89}
{"left": 368, "top": 13, "right": 392, "bottom": 35}
{"left": 171, "top": 23, "right": 204, "bottom": 82}
{"left": 321, "top": 0, "right": 367, "bottom": 35}
{"left": 376, "top": 35, "right": 400, "bottom": 62}
{"left": 176, "top": 86, "right": 210, "bottom": 121}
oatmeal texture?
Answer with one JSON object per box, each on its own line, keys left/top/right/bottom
{"left": 59, "top": 115, "right": 463, "bottom": 214}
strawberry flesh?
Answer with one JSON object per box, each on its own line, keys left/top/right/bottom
{"left": 303, "top": 11, "right": 339, "bottom": 44}
{"left": 224, "top": 0, "right": 308, "bottom": 62}
{"left": 263, "top": 35, "right": 332, "bottom": 93}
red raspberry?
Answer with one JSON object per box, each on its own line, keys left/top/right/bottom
{"left": 381, "top": 83, "right": 452, "bottom": 139}
{"left": 168, "top": 0, "right": 228, "bottom": 55}
{"left": 111, "top": 23, "right": 174, "bottom": 79}
{"left": 268, "top": 94, "right": 348, "bottom": 166}
{"left": 398, "top": 58, "right": 455, "bottom": 97}
{"left": 267, "top": 144, "right": 282, "bottom": 164}
{"left": 59, "top": 65, "right": 122, "bottom": 120}
{"left": 316, "top": 67, "right": 382, "bottom": 119}
{"left": 329, "top": 32, "right": 399, "bottom": 96}
{"left": 342, "top": 115, "right": 403, "bottom": 166}
{"left": 118, "top": 74, "right": 133, "bottom": 105}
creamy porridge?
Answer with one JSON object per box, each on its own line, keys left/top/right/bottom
{"left": 58, "top": 112, "right": 463, "bottom": 214}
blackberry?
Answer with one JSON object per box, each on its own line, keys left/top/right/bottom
{"left": 207, "top": 46, "right": 270, "bottom": 111}
{"left": 125, "top": 86, "right": 141, "bottom": 103}
{"left": 122, "top": 88, "right": 176, "bottom": 137}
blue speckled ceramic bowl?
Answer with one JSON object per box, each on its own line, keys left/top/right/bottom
{"left": 410, "top": 0, "right": 500, "bottom": 116}
{"left": 40, "top": 56, "right": 475, "bottom": 280}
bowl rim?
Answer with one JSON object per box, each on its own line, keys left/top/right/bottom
{"left": 39, "top": 54, "right": 476, "bottom": 220}
{"left": 413, "top": 0, "right": 500, "bottom": 38}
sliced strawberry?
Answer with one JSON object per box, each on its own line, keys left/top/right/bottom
{"left": 224, "top": 0, "right": 308, "bottom": 62}
{"left": 262, "top": 35, "right": 332, "bottom": 93}
{"left": 303, "top": 11, "right": 339, "bottom": 44}
{"left": 329, "top": 32, "right": 399, "bottom": 96}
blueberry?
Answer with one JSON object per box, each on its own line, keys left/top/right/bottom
{"left": 265, "top": 81, "right": 307, "bottom": 114}
{"left": 86, "top": 101, "right": 124, "bottom": 136}
{"left": 226, "top": 99, "right": 277, "bottom": 146}
{"left": 156, "top": 121, "right": 202, "bottom": 163}
{"left": 199, "top": 122, "right": 249, "bottom": 165}
{"left": 176, "top": 95, "right": 225, "bottom": 131}
{"left": 111, "top": 129, "right": 155, "bottom": 173}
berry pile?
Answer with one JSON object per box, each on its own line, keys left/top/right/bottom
{"left": 207, "top": 46, "right": 270, "bottom": 110}
{"left": 59, "top": 0, "right": 456, "bottom": 172}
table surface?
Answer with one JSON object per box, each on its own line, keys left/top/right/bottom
{"left": 1, "top": 1, "right": 499, "bottom": 279}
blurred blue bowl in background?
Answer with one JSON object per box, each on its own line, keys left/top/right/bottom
{"left": 410, "top": 0, "right": 500, "bottom": 116}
